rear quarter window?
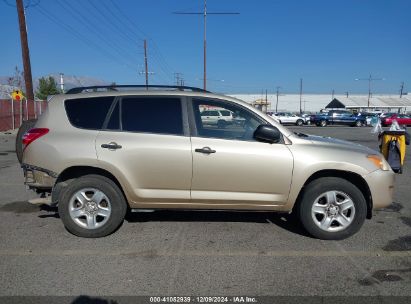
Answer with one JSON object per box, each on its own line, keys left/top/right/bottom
{"left": 65, "top": 97, "right": 115, "bottom": 130}
{"left": 121, "top": 97, "right": 183, "bottom": 135}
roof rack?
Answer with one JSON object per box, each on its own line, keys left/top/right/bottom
{"left": 65, "top": 85, "right": 210, "bottom": 94}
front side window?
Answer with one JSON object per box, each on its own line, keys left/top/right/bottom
{"left": 65, "top": 96, "right": 115, "bottom": 130}
{"left": 220, "top": 110, "right": 232, "bottom": 117}
{"left": 121, "top": 97, "right": 183, "bottom": 135}
{"left": 193, "top": 99, "right": 264, "bottom": 141}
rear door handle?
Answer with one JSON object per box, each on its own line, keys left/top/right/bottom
{"left": 101, "top": 142, "right": 122, "bottom": 150}
{"left": 195, "top": 146, "right": 216, "bottom": 154}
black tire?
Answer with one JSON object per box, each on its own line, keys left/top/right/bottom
{"left": 217, "top": 120, "right": 226, "bottom": 128}
{"left": 15, "top": 119, "right": 37, "bottom": 164}
{"left": 296, "top": 177, "right": 367, "bottom": 240}
{"left": 355, "top": 120, "right": 362, "bottom": 127}
{"left": 58, "top": 175, "right": 127, "bottom": 238}
{"left": 320, "top": 120, "right": 327, "bottom": 127}
{"left": 296, "top": 119, "right": 304, "bottom": 126}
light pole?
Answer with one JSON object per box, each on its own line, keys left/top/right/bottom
{"left": 275, "top": 86, "right": 282, "bottom": 113}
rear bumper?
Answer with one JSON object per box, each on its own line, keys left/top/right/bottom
{"left": 363, "top": 169, "right": 395, "bottom": 209}
{"left": 22, "top": 163, "right": 57, "bottom": 190}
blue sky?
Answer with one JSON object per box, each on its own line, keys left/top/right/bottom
{"left": 0, "top": 0, "right": 410, "bottom": 94}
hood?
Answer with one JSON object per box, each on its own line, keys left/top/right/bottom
{"left": 291, "top": 133, "right": 379, "bottom": 155}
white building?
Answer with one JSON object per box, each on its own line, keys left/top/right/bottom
{"left": 228, "top": 93, "right": 411, "bottom": 113}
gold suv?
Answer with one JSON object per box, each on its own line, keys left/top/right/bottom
{"left": 21, "top": 85, "right": 395, "bottom": 239}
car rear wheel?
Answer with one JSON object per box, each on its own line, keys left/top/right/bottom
{"left": 16, "top": 119, "right": 37, "bottom": 164}
{"left": 297, "top": 177, "right": 367, "bottom": 240}
{"left": 296, "top": 119, "right": 304, "bottom": 126}
{"left": 58, "top": 175, "right": 127, "bottom": 238}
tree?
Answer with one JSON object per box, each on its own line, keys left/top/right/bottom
{"left": 35, "top": 76, "right": 60, "bottom": 100}
{"left": 7, "top": 66, "right": 24, "bottom": 88}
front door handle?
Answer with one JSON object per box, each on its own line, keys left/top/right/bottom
{"left": 101, "top": 142, "right": 122, "bottom": 150}
{"left": 195, "top": 146, "right": 216, "bottom": 154}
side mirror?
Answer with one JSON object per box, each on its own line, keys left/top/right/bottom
{"left": 254, "top": 124, "right": 281, "bottom": 144}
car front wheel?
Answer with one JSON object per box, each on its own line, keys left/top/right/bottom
{"left": 58, "top": 175, "right": 127, "bottom": 238}
{"left": 296, "top": 119, "right": 304, "bottom": 126}
{"left": 217, "top": 120, "right": 226, "bottom": 128}
{"left": 320, "top": 120, "right": 327, "bottom": 127}
{"left": 355, "top": 120, "right": 362, "bottom": 127}
{"left": 297, "top": 177, "right": 367, "bottom": 240}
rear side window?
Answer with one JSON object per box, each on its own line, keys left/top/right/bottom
{"left": 65, "top": 97, "right": 115, "bottom": 130}
{"left": 121, "top": 97, "right": 183, "bottom": 135}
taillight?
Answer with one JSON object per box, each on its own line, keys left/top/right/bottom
{"left": 22, "top": 128, "right": 49, "bottom": 150}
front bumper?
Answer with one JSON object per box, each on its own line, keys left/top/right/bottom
{"left": 363, "top": 169, "right": 395, "bottom": 209}
{"left": 22, "top": 164, "right": 57, "bottom": 189}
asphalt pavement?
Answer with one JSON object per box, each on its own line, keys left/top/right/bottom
{"left": 0, "top": 126, "right": 410, "bottom": 299}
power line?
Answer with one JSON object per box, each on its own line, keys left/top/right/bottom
{"left": 355, "top": 74, "right": 385, "bottom": 107}
{"left": 86, "top": 0, "right": 145, "bottom": 48}
{"left": 3, "top": 0, "right": 40, "bottom": 8}
{"left": 54, "top": 0, "right": 138, "bottom": 68}
{"left": 174, "top": 0, "right": 239, "bottom": 91}
{"left": 108, "top": 0, "right": 148, "bottom": 39}
{"left": 35, "top": 5, "right": 135, "bottom": 70}
{"left": 101, "top": 0, "right": 174, "bottom": 83}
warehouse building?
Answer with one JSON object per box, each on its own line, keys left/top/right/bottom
{"left": 229, "top": 94, "right": 411, "bottom": 113}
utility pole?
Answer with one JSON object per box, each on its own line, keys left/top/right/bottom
{"left": 275, "top": 86, "right": 281, "bottom": 113}
{"left": 60, "top": 73, "right": 65, "bottom": 93}
{"left": 16, "top": 0, "right": 34, "bottom": 116}
{"left": 332, "top": 89, "right": 335, "bottom": 100}
{"left": 174, "top": 0, "right": 239, "bottom": 91}
{"left": 400, "top": 82, "right": 404, "bottom": 98}
{"left": 174, "top": 73, "right": 184, "bottom": 87}
{"left": 345, "top": 91, "right": 349, "bottom": 98}
{"left": 355, "top": 74, "right": 384, "bottom": 108}
{"left": 144, "top": 39, "right": 149, "bottom": 87}
{"left": 299, "top": 78, "right": 303, "bottom": 114}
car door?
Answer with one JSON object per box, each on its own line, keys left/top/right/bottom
{"left": 189, "top": 98, "right": 294, "bottom": 207}
{"left": 340, "top": 113, "right": 353, "bottom": 125}
{"left": 95, "top": 96, "right": 192, "bottom": 204}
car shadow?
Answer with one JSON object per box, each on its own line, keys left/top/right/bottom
{"left": 125, "top": 210, "right": 311, "bottom": 238}
{"left": 38, "top": 204, "right": 60, "bottom": 218}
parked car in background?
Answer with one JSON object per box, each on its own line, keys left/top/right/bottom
{"left": 200, "top": 108, "right": 234, "bottom": 128}
{"left": 379, "top": 112, "right": 397, "bottom": 119}
{"left": 381, "top": 113, "right": 411, "bottom": 127}
{"left": 301, "top": 113, "right": 311, "bottom": 125}
{"left": 361, "top": 113, "right": 380, "bottom": 126}
{"left": 271, "top": 112, "right": 305, "bottom": 126}
{"left": 311, "top": 110, "right": 366, "bottom": 127}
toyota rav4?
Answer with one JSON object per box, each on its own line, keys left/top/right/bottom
{"left": 21, "top": 85, "right": 395, "bottom": 239}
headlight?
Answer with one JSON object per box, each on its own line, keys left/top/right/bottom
{"left": 367, "top": 154, "right": 390, "bottom": 171}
